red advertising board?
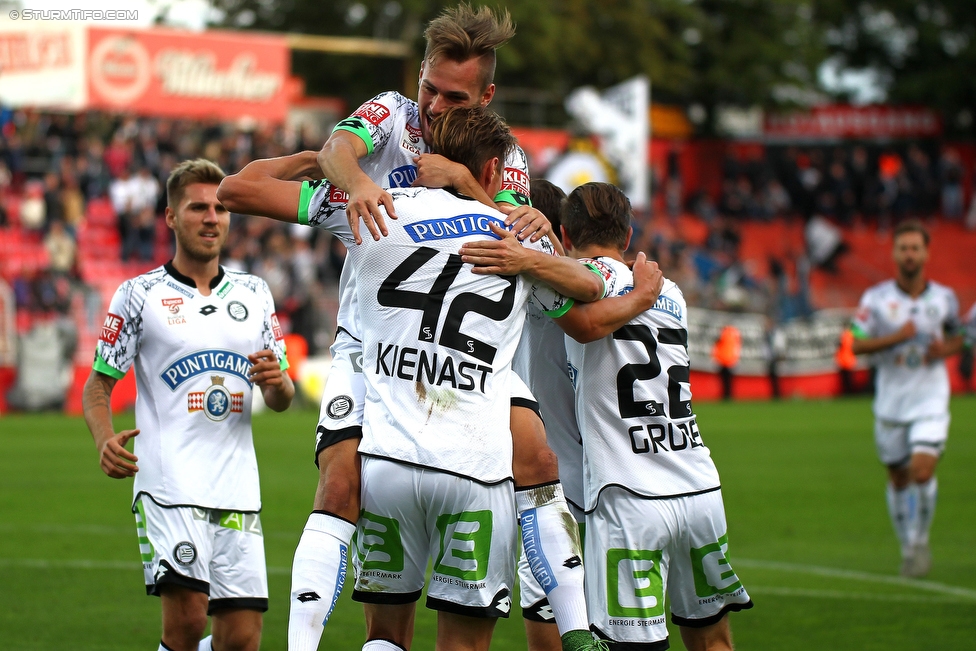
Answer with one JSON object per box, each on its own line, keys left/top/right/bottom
{"left": 87, "top": 27, "right": 290, "bottom": 121}
{"left": 765, "top": 105, "right": 943, "bottom": 139}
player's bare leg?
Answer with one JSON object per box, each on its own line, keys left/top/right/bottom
{"left": 679, "top": 614, "right": 734, "bottom": 651}
{"left": 512, "top": 406, "right": 592, "bottom": 651}
{"left": 159, "top": 586, "right": 209, "bottom": 651}
{"left": 524, "top": 619, "right": 562, "bottom": 651}
{"left": 210, "top": 608, "right": 263, "bottom": 651}
{"left": 363, "top": 603, "right": 416, "bottom": 650}
{"left": 436, "top": 611, "right": 497, "bottom": 651}
{"left": 288, "top": 437, "right": 361, "bottom": 650}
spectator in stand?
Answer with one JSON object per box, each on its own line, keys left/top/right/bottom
{"left": 129, "top": 166, "right": 161, "bottom": 261}
{"left": 712, "top": 324, "right": 741, "bottom": 401}
{"left": 20, "top": 179, "right": 46, "bottom": 231}
{"left": 109, "top": 166, "right": 135, "bottom": 259}
{"left": 939, "top": 148, "right": 964, "bottom": 219}
{"left": 44, "top": 219, "right": 77, "bottom": 277}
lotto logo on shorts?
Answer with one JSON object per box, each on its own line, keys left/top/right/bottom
{"left": 503, "top": 167, "right": 530, "bottom": 196}
{"left": 354, "top": 102, "right": 391, "bottom": 126}
{"left": 99, "top": 313, "right": 124, "bottom": 345}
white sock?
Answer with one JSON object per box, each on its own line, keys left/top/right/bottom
{"left": 288, "top": 511, "right": 356, "bottom": 651}
{"left": 197, "top": 636, "right": 212, "bottom": 651}
{"left": 914, "top": 477, "right": 938, "bottom": 547}
{"left": 363, "top": 640, "right": 405, "bottom": 651}
{"left": 516, "top": 483, "right": 588, "bottom": 636}
{"left": 886, "top": 483, "right": 917, "bottom": 557}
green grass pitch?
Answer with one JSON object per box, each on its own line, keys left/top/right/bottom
{"left": 1, "top": 396, "right": 974, "bottom": 650}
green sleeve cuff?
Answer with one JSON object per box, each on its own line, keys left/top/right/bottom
{"left": 493, "top": 189, "right": 531, "bottom": 207}
{"left": 298, "top": 181, "right": 313, "bottom": 225}
{"left": 850, "top": 324, "right": 869, "bottom": 340}
{"left": 92, "top": 352, "right": 125, "bottom": 380}
{"left": 279, "top": 354, "right": 290, "bottom": 372}
{"left": 544, "top": 297, "right": 575, "bottom": 319}
{"left": 581, "top": 261, "right": 609, "bottom": 298}
{"left": 332, "top": 117, "right": 374, "bottom": 155}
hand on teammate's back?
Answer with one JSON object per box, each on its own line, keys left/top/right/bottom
{"left": 346, "top": 178, "right": 397, "bottom": 244}
{"left": 504, "top": 205, "right": 551, "bottom": 242}
{"left": 460, "top": 221, "right": 530, "bottom": 276}
{"left": 99, "top": 429, "right": 140, "bottom": 479}
{"left": 631, "top": 252, "right": 665, "bottom": 306}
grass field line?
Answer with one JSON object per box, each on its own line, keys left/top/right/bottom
{"left": 4, "top": 557, "right": 976, "bottom": 605}
{"left": 737, "top": 558, "right": 976, "bottom": 600}
{"left": 747, "top": 585, "right": 969, "bottom": 604}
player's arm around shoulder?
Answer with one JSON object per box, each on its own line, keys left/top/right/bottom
{"left": 555, "top": 253, "right": 664, "bottom": 344}
{"left": 217, "top": 151, "right": 322, "bottom": 223}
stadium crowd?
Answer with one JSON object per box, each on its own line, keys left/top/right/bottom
{"left": 2, "top": 107, "right": 974, "bottom": 349}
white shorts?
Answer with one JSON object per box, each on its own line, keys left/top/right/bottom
{"left": 134, "top": 496, "right": 268, "bottom": 613}
{"left": 874, "top": 414, "right": 949, "bottom": 466}
{"left": 517, "top": 511, "right": 585, "bottom": 622}
{"left": 586, "top": 487, "right": 751, "bottom": 647}
{"left": 352, "top": 456, "right": 517, "bottom": 618}
{"left": 315, "top": 332, "right": 366, "bottom": 462}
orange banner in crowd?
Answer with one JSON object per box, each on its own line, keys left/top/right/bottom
{"left": 87, "top": 26, "right": 290, "bottom": 121}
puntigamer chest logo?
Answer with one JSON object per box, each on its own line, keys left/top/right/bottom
{"left": 188, "top": 375, "right": 244, "bottom": 421}
{"left": 161, "top": 350, "right": 252, "bottom": 390}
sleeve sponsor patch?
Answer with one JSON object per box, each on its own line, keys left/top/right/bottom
{"left": 502, "top": 167, "right": 530, "bottom": 197}
{"left": 329, "top": 186, "right": 349, "bottom": 203}
{"left": 353, "top": 101, "right": 391, "bottom": 126}
{"left": 99, "top": 313, "right": 125, "bottom": 345}
{"left": 271, "top": 313, "right": 285, "bottom": 341}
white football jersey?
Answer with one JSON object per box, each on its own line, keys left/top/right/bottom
{"left": 514, "top": 298, "right": 583, "bottom": 511}
{"left": 327, "top": 91, "right": 532, "bottom": 344}
{"left": 300, "top": 181, "right": 568, "bottom": 483}
{"left": 852, "top": 280, "right": 961, "bottom": 421}
{"left": 94, "top": 264, "right": 288, "bottom": 512}
{"left": 565, "top": 258, "right": 721, "bottom": 511}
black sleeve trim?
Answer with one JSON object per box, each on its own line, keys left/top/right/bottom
{"left": 510, "top": 397, "right": 542, "bottom": 423}
{"left": 148, "top": 560, "right": 209, "bottom": 597}
{"left": 312, "top": 509, "right": 358, "bottom": 527}
{"left": 314, "top": 425, "right": 364, "bottom": 466}
{"left": 208, "top": 597, "right": 269, "bottom": 614}
{"left": 671, "top": 600, "right": 753, "bottom": 628}
{"left": 353, "top": 588, "right": 423, "bottom": 605}
{"left": 591, "top": 625, "right": 670, "bottom": 650}
{"left": 583, "top": 485, "right": 722, "bottom": 515}
{"left": 360, "top": 453, "right": 514, "bottom": 487}
{"left": 426, "top": 594, "right": 511, "bottom": 619}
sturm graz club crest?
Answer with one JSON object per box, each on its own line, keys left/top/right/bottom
{"left": 188, "top": 375, "right": 244, "bottom": 421}
{"left": 326, "top": 395, "right": 354, "bottom": 420}
{"left": 173, "top": 541, "right": 196, "bottom": 566}
{"left": 227, "top": 300, "right": 248, "bottom": 321}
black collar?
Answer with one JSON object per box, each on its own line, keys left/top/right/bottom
{"left": 164, "top": 260, "right": 225, "bottom": 290}
{"left": 444, "top": 186, "right": 479, "bottom": 202}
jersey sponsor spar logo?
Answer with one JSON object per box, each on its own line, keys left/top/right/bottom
{"left": 271, "top": 313, "right": 284, "bottom": 341}
{"left": 503, "top": 167, "right": 530, "bottom": 196}
{"left": 388, "top": 164, "right": 417, "bottom": 188}
{"left": 404, "top": 213, "right": 507, "bottom": 243}
{"left": 161, "top": 297, "right": 183, "bottom": 314}
{"left": 353, "top": 101, "right": 391, "bottom": 126}
{"left": 161, "top": 349, "right": 252, "bottom": 390}
{"left": 99, "top": 313, "right": 124, "bottom": 345}
{"left": 329, "top": 185, "right": 349, "bottom": 204}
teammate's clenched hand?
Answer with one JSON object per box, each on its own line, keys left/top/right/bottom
{"left": 631, "top": 252, "right": 664, "bottom": 306}
{"left": 412, "top": 154, "right": 463, "bottom": 189}
{"left": 346, "top": 179, "right": 397, "bottom": 245}
{"left": 248, "top": 350, "right": 285, "bottom": 388}
{"left": 504, "top": 205, "right": 551, "bottom": 242}
{"left": 99, "top": 429, "right": 140, "bottom": 479}
{"left": 460, "top": 222, "right": 531, "bottom": 275}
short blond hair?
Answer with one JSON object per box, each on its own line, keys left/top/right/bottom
{"left": 423, "top": 4, "right": 514, "bottom": 92}
{"left": 429, "top": 106, "right": 516, "bottom": 182}
{"left": 166, "top": 158, "right": 225, "bottom": 209}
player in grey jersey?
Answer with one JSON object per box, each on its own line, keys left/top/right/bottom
{"left": 850, "top": 220, "right": 964, "bottom": 576}
{"left": 83, "top": 160, "right": 295, "bottom": 651}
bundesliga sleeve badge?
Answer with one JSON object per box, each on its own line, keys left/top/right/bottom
{"left": 188, "top": 375, "right": 244, "bottom": 421}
